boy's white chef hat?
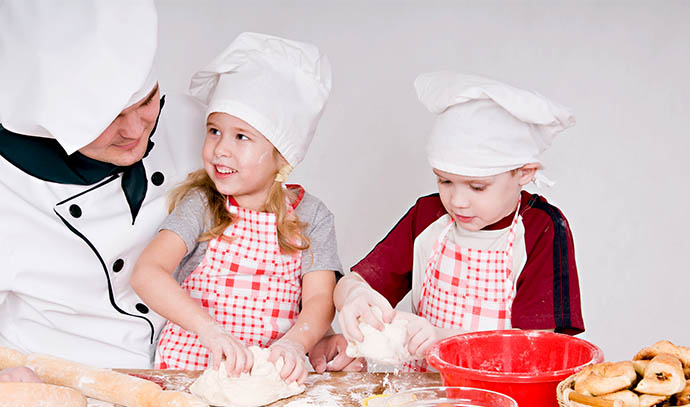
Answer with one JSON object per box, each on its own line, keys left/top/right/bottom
{"left": 415, "top": 71, "right": 575, "bottom": 180}
{"left": 0, "top": 0, "right": 159, "bottom": 155}
{"left": 189, "top": 32, "right": 332, "bottom": 168}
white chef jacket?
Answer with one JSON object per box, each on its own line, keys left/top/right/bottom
{"left": 0, "top": 94, "right": 204, "bottom": 368}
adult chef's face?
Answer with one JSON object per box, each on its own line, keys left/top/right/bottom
{"left": 203, "top": 112, "right": 281, "bottom": 211}
{"left": 434, "top": 165, "right": 537, "bottom": 232}
{"left": 78, "top": 85, "right": 161, "bottom": 166}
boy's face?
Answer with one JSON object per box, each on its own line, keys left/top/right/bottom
{"left": 434, "top": 165, "right": 537, "bottom": 232}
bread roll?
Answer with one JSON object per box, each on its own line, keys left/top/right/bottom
{"left": 575, "top": 361, "right": 638, "bottom": 396}
{"left": 633, "top": 360, "right": 649, "bottom": 376}
{"left": 634, "top": 341, "right": 690, "bottom": 370}
{"left": 0, "top": 382, "right": 86, "bottom": 407}
{"left": 635, "top": 354, "right": 685, "bottom": 396}
{"left": 676, "top": 380, "right": 690, "bottom": 405}
{"left": 600, "top": 390, "right": 640, "bottom": 407}
{"left": 637, "top": 394, "right": 668, "bottom": 407}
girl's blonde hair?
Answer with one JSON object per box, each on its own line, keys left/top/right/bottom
{"left": 168, "top": 149, "right": 310, "bottom": 254}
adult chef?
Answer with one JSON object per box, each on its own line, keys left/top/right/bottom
{"left": 0, "top": 0, "right": 203, "bottom": 375}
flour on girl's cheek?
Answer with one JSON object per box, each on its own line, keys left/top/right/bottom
{"left": 257, "top": 151, "right": 270, "bottom": 165}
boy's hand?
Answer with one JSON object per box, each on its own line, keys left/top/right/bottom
{"left": 0, "top": 366, "right": 42, "bottom": 383}
{"left": 394, "top": 312, "right": 439, "bottom": 359}
{"left": 196, "top": 321, "right": 253, "bottom": 376}
{"left": 308, "top": 333, "right": 367, "bottom": 373}
{"left": 268, "top": 338, "right": 307, "bottom": 385}
{"left": 338, "top": 286, "right": 395, "bottom": 342}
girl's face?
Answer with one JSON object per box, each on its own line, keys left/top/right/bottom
{"left": 434, "top": 165, "right": 537, "bottom": 232}
{"left": 203, "top": 112, "right": 281, "bottom": 211}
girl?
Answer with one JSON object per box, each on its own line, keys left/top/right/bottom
{"left": 131, "top": 32, "right": 340, "bottom": 385}
{"left": 332, "top": 71, "right": 584, "bottom": 372}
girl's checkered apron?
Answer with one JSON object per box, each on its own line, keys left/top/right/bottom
{"left": 155, "top": 190, "right": 304, "bottom": 369}
{"left": 404, "top": 198, "right": 521, "bottom": 372}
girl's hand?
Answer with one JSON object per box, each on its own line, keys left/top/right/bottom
{"left": 0, "top": 366, "right": 42, "bottom": 383}
{"left": 268, "top": 338, "right": 307, "bottom": 385}
{"left": 337, "top": 286, "right": 395, "bottom": 343}
{"left": 393, "top": 312, "right": 439, "bottom": 359}
{"left": 196, "top": 321, "right": 253, "bottom": 376}
{"left": 308, "top": 333, "right": 367, "bottom": 373}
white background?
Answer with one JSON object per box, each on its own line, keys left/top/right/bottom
{"left": 155, "top": 0, "right": 690, "bottom": 362}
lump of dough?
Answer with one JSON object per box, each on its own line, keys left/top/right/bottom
{"left": 345, "top": 314, "right": 415, "bottom": 365}
{"left": 189, "top": 346, "right": 304, "bottom": 407}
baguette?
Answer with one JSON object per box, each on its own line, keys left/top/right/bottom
{"left": 0, "top": 345, "right": 27, "bottom": 369}
{"left": 0, "top": 382, "right": 86, "bottom": 407}
{"left": 25, "top": 353, "right": 162, "bottom": 407}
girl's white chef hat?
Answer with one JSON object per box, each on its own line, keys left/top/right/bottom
{"left": 0, "top": 0, "right": 159, "bottom": 155}
{"left": 189, "top": 32, "right": 332, "bottom": 168}
{"left": 415, "top": 71, "right": 575, "bottom": 181}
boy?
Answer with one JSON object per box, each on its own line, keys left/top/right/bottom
{"left": 334, "top": 71, "right": 584, "bottom": 371}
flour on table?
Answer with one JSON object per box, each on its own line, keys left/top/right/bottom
{"left": 345, "top": 310, "right": 417, "bottom": 365}
{"left": 86, "top": 399, "right": 116, "bottom": 407}
{"left": 189, "top": 346, "right": 304, "bottom": 407}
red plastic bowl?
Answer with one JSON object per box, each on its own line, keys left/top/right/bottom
{"left": 427, "top": 330, "right": 604, "bottom": 407}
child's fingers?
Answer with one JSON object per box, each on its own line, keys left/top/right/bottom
{"left": 297, "top": 366, "right": 308, "bottom": 384}
{"left": 268, "top": 345, "right": 282, "bottom": 364}
{"left": 243, "top": 346, "right": 254, "bottom": 373}
{"left": 231, "top": 342, "right": 247, "bottom": 376}
{"left": 342, "top": 357, "right": 367, "bottom": 372}
{"left": 372, "top": 298, "right": 396, "bottom": 324}
{"left": 221, "top": 343, "right": 238, "bottom": 376}
{"left": 338, "top": 310, "right": 364, "bottom": 342}
{"left": 280, "top": 354, "right": 296, "bottom": 381}
{"left": 406, "top": 330, "right": 426, "bottom": 356}
{"left": 361, "top": 306, "right": 385, "bottom": 331}
{"left": 310, "top": 354, "right": 327, "bottom": 374}
{"left": 407, "top": 330, "right": 435, "bottom": 358}
{"left": 417, "top": 336, "right": 436, "bottom": 358}
{"left": 210, "top": 345, "right": 223, "bottom": 370}
{"left": 285, "top": 359, "right": 305, "bottom": 384}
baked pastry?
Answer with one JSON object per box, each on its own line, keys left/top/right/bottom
{"left": 635, "top": 354, "right": 686, "bottom": 396}
{"left": 635, "top": 341, "right": 690, "bottom": 379}
{"left": 575, "top": 361, "right": 638, "bottom": 396}
{"left": 638, "top": 394, "right": 669, "bottom": 407}
{"left": 601, "top": 390, "right": 640, "bottom": 407}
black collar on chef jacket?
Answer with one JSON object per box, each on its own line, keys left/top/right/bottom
{"left": 0, "top": 96, "right": 166, "bottom": 225}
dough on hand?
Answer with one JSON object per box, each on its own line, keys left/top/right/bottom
{"left": 189, "top": 346, "right": 304, "bottom": 407}
{"left": 345, "top": 313, "right": 415, "bottom": 365}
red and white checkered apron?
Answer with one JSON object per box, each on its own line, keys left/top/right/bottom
{"left": 155, "top": 188, "right": 305, "bottom": 370}
{"left": 404, "top": 197, "right": 521, "bottom": 372}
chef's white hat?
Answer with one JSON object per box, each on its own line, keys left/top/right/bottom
{"left": 189, "top": 32, "right": 332, "bottom": 168}
{"left": 0, "top": 0, "right": 159, "bottom": 155}
{"left": 415, "top": 71, "right": 575, "bottom": 179}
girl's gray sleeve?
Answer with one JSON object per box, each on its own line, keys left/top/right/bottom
{"left": 159, "top": 190, "right": 207, "bottom": 255}
{"left": 159, "top": 190, "right": 209, "bottom": 283}
{"left": 300, "top": 197, "right": 343, "bottom": 276}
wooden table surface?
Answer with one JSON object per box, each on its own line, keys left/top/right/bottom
{"left": 116, "top": 369, "right": 442, "bottom": 407}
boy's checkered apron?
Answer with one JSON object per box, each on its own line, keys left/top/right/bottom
{"left": 404, "top": 198, "right": 521, "bottom": 372}
{"left": 155, "top": 191, "right": 304, "bottom": 369}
